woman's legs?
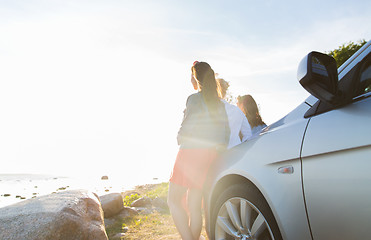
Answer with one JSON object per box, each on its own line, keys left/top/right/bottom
{"left": 188, "top": 188, "right": 203, "bottom": 240}
{"left": 168, "top": 182, "right": 194, "bottom": 240}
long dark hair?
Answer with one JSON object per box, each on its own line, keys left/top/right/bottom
{"left": 238, "top": 95, "right": 265, "bottom": 128}
{"left": 191, "top": 62, "right": 222, "bottom": 113}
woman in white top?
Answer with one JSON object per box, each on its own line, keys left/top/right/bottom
{"left": 237, "top": 94, "right": 267, "bottom": 136}
{"left": 217, "top": 78, "right": 252, "bottom": 148}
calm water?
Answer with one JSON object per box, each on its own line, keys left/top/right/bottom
{"left": 0, "top": 174, "right": 165, "bottom": 208}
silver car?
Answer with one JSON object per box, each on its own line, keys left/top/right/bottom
{"left": 204, "top": 40, "right": 371, "bottom": 240}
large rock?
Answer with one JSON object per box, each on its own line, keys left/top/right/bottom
{"left": 0, "top": 190, "right": 108, "bottom": 240}
{"left": 122, "top": 206, "right": 139, "bottom": 216}
{"left": 99, "top": 193, "right": 124, "bottom": 218}
{"left": 152, "top": 197, "right": 168, "bottom": 210}
{"left": 130, "top": 196, "right": 152, "bottom": 208}
{"left": 104, "top": 207, "right": 138, "bottom": 229}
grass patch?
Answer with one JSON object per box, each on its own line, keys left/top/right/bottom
{"left": 105, "top": 217, "right": 127, "bottom": 239}
{"left": 145, "top": 182, "right": 169, "bottom": 200}
{"left": 105, "top": 182, "right": 207, "bottom": 239}
{"left": 122, "top": 212, "right": 179, "bottom": 240}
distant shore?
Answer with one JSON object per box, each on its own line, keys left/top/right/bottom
{"left": 0, "top": 174, "right": 165, "bottom": 208}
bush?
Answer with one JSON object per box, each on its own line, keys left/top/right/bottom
{"left": 123, "top": 194, "right": 141, "bottom": 207}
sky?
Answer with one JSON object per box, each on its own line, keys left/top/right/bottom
{"left": 0, "top": 0, "right": 370, "bottom": 182}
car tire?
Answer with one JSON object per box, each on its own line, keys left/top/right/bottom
{"left": 210, "top": 183, "right": 282, "bottom": 240}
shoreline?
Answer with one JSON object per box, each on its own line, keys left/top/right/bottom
{"left": 0, "top": 174, "right": 165, "bottom": 208}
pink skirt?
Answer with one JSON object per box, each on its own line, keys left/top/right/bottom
{"left": 169, "top": 148, "right": 218, "bottom": 190}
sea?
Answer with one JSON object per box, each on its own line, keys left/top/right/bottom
{"left": 0, "top": 173, "right": 165, "bottom": 208}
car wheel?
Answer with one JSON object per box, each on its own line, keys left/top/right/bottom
{"left": 211, "top": 183, "right": 282, "bottom": 240}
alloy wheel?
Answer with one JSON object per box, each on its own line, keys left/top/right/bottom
{"left": 215, "top": 197, "right": 275, "bottom": 240}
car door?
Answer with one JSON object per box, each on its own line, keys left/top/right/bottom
{"left": 300, "top": 56, "right": 371, "bottom": 239}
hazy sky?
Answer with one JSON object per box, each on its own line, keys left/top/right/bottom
{"left": 1, "top": 0, "right": 370, "bottom": 181}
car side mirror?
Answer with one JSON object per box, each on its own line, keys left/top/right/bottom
{"left": 297, "top": 51, "right": 339, "bottom": 105}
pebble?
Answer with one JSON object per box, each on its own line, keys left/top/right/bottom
{"left": 101, "top": 175, "right": 109, "bottom": 180}
{"left": 113, "top": 233, "right": 125, "bottom": 239}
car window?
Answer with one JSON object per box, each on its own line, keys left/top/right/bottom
{"left": 339, "top": 53, "right": 371, "bottom": 100}
{"left": 359, "top": 64, "right": 371, "bottom": 94}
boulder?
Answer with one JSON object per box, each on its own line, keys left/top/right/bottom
{"left": 152, "top": 197, "right": 168, "bottom": 210}
{"left": 99, "top": 193, "right": 124, "bottom": 218}
{"left": 132, "top": 207, "right": 153, "bottom": 215}
{"left": 130, "top": 196, "right": 152, "bottom": 208}
{"left": 104, "top": 207, "right": 138, "bottom": 229}
{"left": 0, "top": 190, "right": 107, "bottom": 240}
{"left": 122, "top": 206, "right": 139, "bottom": 216}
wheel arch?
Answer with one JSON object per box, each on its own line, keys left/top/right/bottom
{"left": 208, "top": 174, "right": 283, "bottom": 240}
{"left": 210, "top": 174, "right": 257, "bottom": 210}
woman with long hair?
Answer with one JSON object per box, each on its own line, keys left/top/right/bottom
{"left": 237, "top": 94, "right": 267, "bottom": 136}
{"left": 217, "top": 78, "right": 252, "bottom": 148}
{"left": 168, "top": 61, "right": 229, "bottom": 240}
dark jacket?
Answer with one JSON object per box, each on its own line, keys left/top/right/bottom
{"left": 177, "top": 92, "right": 230, "bottom": 150}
